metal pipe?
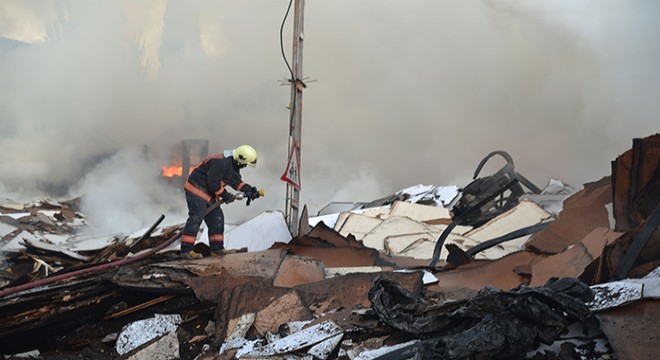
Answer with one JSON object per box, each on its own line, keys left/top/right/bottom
{"left": 126, "top": 214, "right": 166, "bottom": 253}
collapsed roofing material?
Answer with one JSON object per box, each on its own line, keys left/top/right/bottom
{"left": 462, "top": 200, "right": 551, "bottom": 260}
{"left": 310, "top": 184, "right": 459, "bottom": 231}
{"left": 116, "top": 313, "right": 182, "bottom": 356}
{"left": 612, "top": 133, "right": 660, "bottom": 232}
{"left": 233, "top": 320, "right": 344, "bottom": 358}
{"left": 526, "top": 176, "right": 613, "bottom": 255}
{"left": 520, "top": 178, "right": 576, "bottom": 215}
{"left": 530, "top": 227, "right": 623, "bottom": 287}
{"left": 224, "top": 211, "right": 292, "bottom": 252}
{"left": 321, "top": 189, "right": 555, "bottom": 265}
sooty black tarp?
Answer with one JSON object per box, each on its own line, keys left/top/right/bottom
{"left": 368, "top": 277, "right": 593, "bottom": 360}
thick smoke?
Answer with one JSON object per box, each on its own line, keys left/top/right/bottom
{"left": 1, "top": 1, "right": 659, "bottom": 234}
{"left": 74, "top": 148, "right": 187, "bottom": 235}
{"left": 303, "top": 0, "right": 660, "bottom": 189}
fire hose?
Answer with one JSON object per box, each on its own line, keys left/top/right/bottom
{"left": 0, "top": 189, "right": 264, "bottom": 298}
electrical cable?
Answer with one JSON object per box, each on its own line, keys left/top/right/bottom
{"left": 280, "top": 0, "right": 294, "bottom": 80}
{"left": 279, "top": 0, "right": 297, "bottom": 135}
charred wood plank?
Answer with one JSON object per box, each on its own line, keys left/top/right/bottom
{"left": 0, "top": 280, "right": 118, "bottom": 337}
{"left": 112, "top": 264, "right": 195, "bottom": 294}
{"left": 104, "top": 294, "right": 175, "bottom": 320}
{"left": 0, "top": 283, "right": 119, "bottom": 354}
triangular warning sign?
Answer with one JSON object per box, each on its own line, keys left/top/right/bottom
{"left": 281, "top": 144, "right": 301, "bottom": 190}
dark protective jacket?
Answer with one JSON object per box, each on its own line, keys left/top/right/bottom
{"left": 184, "top": 152, "right": 249, "bottom": 202}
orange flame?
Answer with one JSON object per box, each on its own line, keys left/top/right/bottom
{"left": 161, "top": 162, "right": 195, "bottom": 177}
{"left": 161, "top": 165, "right": 183, "bottom": 177}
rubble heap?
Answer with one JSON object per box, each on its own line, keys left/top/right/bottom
{"left": 1, "top": 134, "right": 659, "bottom": 360}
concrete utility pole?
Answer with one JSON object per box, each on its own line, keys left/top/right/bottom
{"left": 282, "top": 0, "right": 305, "bottom": 236}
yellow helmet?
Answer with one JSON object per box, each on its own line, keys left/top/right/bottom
{"left": 233, "top": 144, "right": 258, "bottom": 167}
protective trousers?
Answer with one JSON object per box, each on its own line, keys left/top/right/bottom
{"left": 181, "top": 190, "right": 225, "bottom": 252}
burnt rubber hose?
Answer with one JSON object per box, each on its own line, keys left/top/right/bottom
{"left": 429, "top": 179, "right": 519, "bottom": 268}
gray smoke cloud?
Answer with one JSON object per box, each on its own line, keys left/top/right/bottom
{"left": 1, "top": 0, "right": 659, "bottom": 234}
{"left": 74, "top": 148, "right": 187, "bottom": 235}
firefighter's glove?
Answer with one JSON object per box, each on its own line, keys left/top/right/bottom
{"left": 242, "top": 186, "right": 260, "bottom": 199}
{"left": 244, "top": 186, "right": 260, "bottom": 206}
{"left": 220, "top": 192, "right": 235, "bottom": 204}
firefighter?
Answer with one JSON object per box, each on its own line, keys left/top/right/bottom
{"left": 180, "top": 144, "right": 261, "bottom": 258}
